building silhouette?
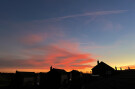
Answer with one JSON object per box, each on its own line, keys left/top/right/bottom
{"left": 39, "top": 72, "right": 47, "bottom": 87}
{"left": 92, "top": 60, "right": 115, "bottom": 76}
{"left": 13, "top": 71, "right": 36, "bottom": 87}
{"left": 69, "top": 70, "right": 83, "bottom": 89}
{"left": 45, "top": 66, "right": 69, "bottom": 89}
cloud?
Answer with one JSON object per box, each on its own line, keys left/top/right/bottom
{"left": 0, "top": 58, "right": 32, "bottom": 68}
{"left": 24, "top": 41, "right": 96, "bottom": 69}
{"left": 34, "top": 10, "right": 127, "bottom": 22}
{"left": 19, "top": 33, "right": 47, "bottom": 45}
{"left": 0, "top": 38, "right": 96, "bottom": 71}
{"left": 58, "top": 10, "right": 127, "bottom": 19}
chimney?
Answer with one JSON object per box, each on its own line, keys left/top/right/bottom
{"left": 115, "top": 66, "right": 117, "bottom": 70}
{"left": 120, "top": 67, "right": 122, "bottom": 70}
{"left": 128, "top": 66, "right": 130, "bottom": 70}
{"left": 50, "top": 66, "right": 52, "bottom": 71}
{"left": 97, "top": 60, "right": 99, "bottom": 65}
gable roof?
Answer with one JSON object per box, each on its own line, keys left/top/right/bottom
{"left": 70, "top": 70, "right": 82, "bottom": 76}
{"left": 48, "top": 68, "right": 67, "bottom": 74}
{"left": 92, "top": 61, "right": 114, "bottom": 70}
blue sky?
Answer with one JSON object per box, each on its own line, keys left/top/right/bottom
{"left": 1, "top": 0, "right": 135, "bottom": 72}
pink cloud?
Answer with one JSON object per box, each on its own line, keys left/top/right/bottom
{"left": 26, "top": 43, "right": 96, "bottom": 69}
{"left": 0, "top": 40, "right": 96, "bottom": 71}
{"left": 20, "top": 34, "right": 47, "bottom": 45}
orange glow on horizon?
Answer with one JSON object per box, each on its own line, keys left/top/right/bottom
{"left": 0, "top": 67, "right": 92, "bottom": 73}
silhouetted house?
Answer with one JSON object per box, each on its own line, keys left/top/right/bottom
{"left": 70, "top": 70, "right": 82, "bottom": 82}
{"left": 70, "top": 70, "right": 83, "bottom": 89}
{"left": 67, "top": 72, "right": 72, "bottom": 82}
{"left": 46, "top": 66, "right": 68, "bottom": 89}
{"left": 92, "top": 60, "right": 115, "bottom": 76}
{"left": 0, "top": 73, "right": 15, "bottom": 87}
{"left": 39, "top": 72, "right": 47, "bottom": 86}
{"left": 13, "top": 71, "right": 36, "bottom": 87}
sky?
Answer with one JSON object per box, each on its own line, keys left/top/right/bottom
{"left": 1, "top": 0, "right": 135, "bottom": 73}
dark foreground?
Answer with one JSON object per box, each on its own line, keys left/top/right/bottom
{"left": 85, "top": 72, "right": 135, "bottom": 89}
{"left": 1, "top": 72, "right": 135, "bottom": 89}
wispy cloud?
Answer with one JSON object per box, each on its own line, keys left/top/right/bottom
{"left": 58, "top": 10, "right": 127, "bottom": 19}
{"left": 35, "top": 10, "right": 127, "bottom": 22}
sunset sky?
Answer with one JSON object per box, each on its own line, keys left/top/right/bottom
{"left": 1, "top": 0, "right": 135, "bottom": 73}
